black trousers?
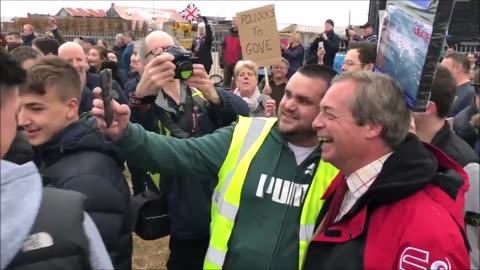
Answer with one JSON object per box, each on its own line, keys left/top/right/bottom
{"left": 223, "top": 64, "right": 235, "bottom": 90}
{"left": 167, "top": 237, "right": 209, "bottom": 270}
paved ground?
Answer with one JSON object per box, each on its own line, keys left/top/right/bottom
{"left": 132, "top": 235, "right": 169, "bottom": 270}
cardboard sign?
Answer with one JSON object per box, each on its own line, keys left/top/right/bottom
{"left": 375, "top": 0, "right": 455, "bottom": 112}
{"left": 237, "top": 4, "right": 282, "bottom": 68}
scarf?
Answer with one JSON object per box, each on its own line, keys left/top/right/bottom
{"left": 234, "top": 87, "right": 262, "bottom": 112}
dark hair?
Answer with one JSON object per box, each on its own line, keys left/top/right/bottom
{"left": 7, "top": 42, "right": 22, "bottom": 52}
{"left": 22, "top": 56, "right": 82, "bottom": 101}
{"left": 32, "top": 36, "right": 60, "bottom": 55}
{"left": 430, "top": 66, "right": 457, "bottom": 118}
{"left": 297, "top": 64, "right": 338, "bottom": 88}
{"left": 445, "top": 52, "right": 471, "bottom": 74}
{"left": 97, "top": 39, "right": 109, "bottom": 48}
{"left": 348, "top": 41, "right": 377, "bottom": 65}
{"left": 124, "top": 31, "right": 135, "bottom": 40}
{"left": 6, "top": 31, "right": 21, "bottom": 38}
{"left": 10, "top": 46, "right": 41, "bottom": 66}
{"left": 1, "top": 49, "right": 26, "bottom": 108}
{"left": 90, "top": 45, "right": 109, "bottom": 62}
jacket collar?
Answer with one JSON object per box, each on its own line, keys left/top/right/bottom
{"left": 431, "top": 121, "right": 453, "bottom": 148}
{"left": 155, "top": 85, "right": 190, "bottom": 115}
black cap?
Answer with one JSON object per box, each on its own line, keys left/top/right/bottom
{"left": 325, "top": 19, "right": 334, "bottom": 27}
{"left": 360, "top": 22, "right": 373, "bottom": 29}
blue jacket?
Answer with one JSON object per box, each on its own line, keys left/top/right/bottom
{"left": 121, "top": 43, "right": 134, "bottom": 74}
{"left": 124, "top": 75, "right": 159, "bottom": 134}
{"left": 453, "top": 99, "right": 480, "bottom": 157}
{"left": 449, "top": 82, "right": 476, "bottom": 117}
{"left": 282, "top": 44, "right": 304, "bottom": 79}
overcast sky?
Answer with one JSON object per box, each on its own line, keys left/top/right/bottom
{"left": 1, "top": 0, "right": 369, "bottom": 27}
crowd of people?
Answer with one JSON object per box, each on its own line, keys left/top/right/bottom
{"left": 1, "top": 13, "right": 479, "bottom": 270}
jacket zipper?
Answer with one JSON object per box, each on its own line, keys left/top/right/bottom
{"left": 268, "top": 149, "right": 309, "bottom": 269}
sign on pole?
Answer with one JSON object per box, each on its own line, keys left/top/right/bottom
{"left": 375, "top": 0, "right": 455, "bottom": 112}
{"left": 236, "top": 4, "right": 282, "bottom": 68}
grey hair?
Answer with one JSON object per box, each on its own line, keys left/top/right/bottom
{"left": 115, "top": 33, "right": 124, "bottom": 42}
{"left": 332, "top": 71, "right": 411, "bottom": 148}
{"left": 234, "top": 60, "right": 258, "bottom": 79}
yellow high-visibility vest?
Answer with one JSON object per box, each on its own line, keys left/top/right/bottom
{"left": 204, "top": 116, "right": 339, "bottom": 269}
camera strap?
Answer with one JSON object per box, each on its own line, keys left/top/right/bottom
{"left": 157, "top": 86, "right": 199, "bottom": 138}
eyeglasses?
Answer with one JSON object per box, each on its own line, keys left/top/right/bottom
{"left": 342, "top": 60, "right": 367, "bottom": 67}
{"left": 145, "top": 46, "right": 171, "bottom": 59}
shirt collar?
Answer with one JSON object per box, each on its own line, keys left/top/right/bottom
{"left": 269, "top": 78, "right": 287, "bottom": 86}
{"left": 345, "top": 152, "right": 393, "bottom": 198}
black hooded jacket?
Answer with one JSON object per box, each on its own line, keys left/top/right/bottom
{"left": 22, "top": 33, "right": 35, "bottom": 47}
{"left": 89, "top": 61, "right": 129, "bottom": 89}
{"left": 307, "top": 30, "right": 341, "bottom": 67}
{"left": 433, "top": 121, "right": 479, "bottom": 166}
{"left": 33, "top": 114, "right": 132, "bottom": 270}
{"left": 79, "top": 72, "right": 129, "bottom": 115}
{"left": 3, "top": 131, "right": 33, "bottom": 165}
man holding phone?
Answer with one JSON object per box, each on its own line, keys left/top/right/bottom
{"left": 307, "top": 19, "right": 341, "bottom": 67}
{"left": 317, "top": 42, "right": 327, "bottom": 65}
{"left": 127, "top": 31, "right": 248, "bottom": 269}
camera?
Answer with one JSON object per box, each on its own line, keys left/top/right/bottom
{"left": 163, "top": 46, "right": 194, "bottom": 80}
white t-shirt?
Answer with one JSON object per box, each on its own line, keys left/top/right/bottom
{"left": 288, "top": 143, "right": 316, "bottom": 166}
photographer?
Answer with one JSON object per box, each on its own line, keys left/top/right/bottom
{"left": 307, "top": 19, "right": 340, "bottom": 68}
{"left": 130, "top": 31, "right": 248, "bottom": 269}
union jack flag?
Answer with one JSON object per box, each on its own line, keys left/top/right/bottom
{"left": 180, "top": 3, "right": 201, "bottom": 22}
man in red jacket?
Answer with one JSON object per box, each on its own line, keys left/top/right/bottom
{"left": 219, "top": 16, "right": 242, "bottom": 89}
{"left": 305, "top": 71, "right": 470, "bottom": 269}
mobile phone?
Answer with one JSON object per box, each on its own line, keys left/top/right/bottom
{"left": 100, "top": 69, "right": 114, "bottom": 128}
{"left": 319, "top": 42, "right": 324, "bottom": 49}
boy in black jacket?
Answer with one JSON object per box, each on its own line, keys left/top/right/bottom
{"left": 17, "top": 56, "right": 132, "bottom": 269}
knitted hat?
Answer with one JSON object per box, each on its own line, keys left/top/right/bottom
{"left": 325, "top": 19, "right": 335, "bottom": 27}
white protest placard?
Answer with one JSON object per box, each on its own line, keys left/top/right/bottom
{"left": 236, "top": 4, "right": 282, "bottom": 68}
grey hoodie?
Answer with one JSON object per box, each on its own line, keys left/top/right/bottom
{"left": 0, "top": 160, "right": 114, "bottom": 270}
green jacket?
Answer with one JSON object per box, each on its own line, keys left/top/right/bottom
{"left": 116, "top": 122, "right": 323, "bottom": 269}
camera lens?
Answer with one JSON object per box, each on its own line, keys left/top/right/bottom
{"left": 177, "top": 61, "right": 193, "bottom": 80}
